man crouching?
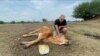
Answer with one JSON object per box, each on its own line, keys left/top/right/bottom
{"left": 54, "top": 15, "right": 67, "bottom": 35}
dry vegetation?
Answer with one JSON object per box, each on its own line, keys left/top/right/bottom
{"left": 0, "top": 19, "right": 100, "bottom": 56}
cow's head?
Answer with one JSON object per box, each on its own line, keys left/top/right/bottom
{"left": 53, "top": 35, "right": 69, "bottom": 45}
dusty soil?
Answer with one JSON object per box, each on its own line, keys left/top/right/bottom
{"left": 0, "top": 21, "right": 100, "bottom": 56}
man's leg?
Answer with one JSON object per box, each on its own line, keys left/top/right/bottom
{"left": 62, "top": 28, "right": 67, "bottom": 34}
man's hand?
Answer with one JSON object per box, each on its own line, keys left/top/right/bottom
{"left": 58, "top": 26, "right": 62, "bottom": 29}
{"left": 57, "top": 33, "right": 62, "bottom": 37}
{"left": 55, "top": 25, "right": 60, "bottom": 35}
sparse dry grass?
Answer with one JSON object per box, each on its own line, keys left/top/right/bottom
{"left": 0, "top": 21, "right": 100, "bottom": 56}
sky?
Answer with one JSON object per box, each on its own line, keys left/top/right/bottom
{"left": 0, "top": 0, "right": 91, "bottom": 22}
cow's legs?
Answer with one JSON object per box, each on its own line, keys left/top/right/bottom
{"left": 22, "top": 33, "right": 38, "bottom": 38}
{"left": 21, "top": 33, "right": 44, "bottom": 48}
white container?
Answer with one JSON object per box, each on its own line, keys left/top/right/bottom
{"left": 38, "top": 45, "right": 49, "bottom": 55}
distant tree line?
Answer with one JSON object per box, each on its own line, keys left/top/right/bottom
{"left": 0, "top": 21, "right": 40, "bottom": 24}
{"left": 0, "top": 18, "right": 48, "bottom": 24}
{"left": 0, "top": 17, "right": 51, "bottom": 24}
{"left": 73, "top": 0, "right": 100, "bottom": 20}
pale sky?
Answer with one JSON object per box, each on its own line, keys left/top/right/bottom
{"left": 0, "top": 0, "right": 91, "bottom": 22}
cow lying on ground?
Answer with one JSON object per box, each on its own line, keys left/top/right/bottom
{"left": 21, "top": 26, "right": 69, "bottom": 48}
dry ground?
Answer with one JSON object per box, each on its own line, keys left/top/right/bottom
{"left": 0, "top": 20, "right": 100, "bottom": 56}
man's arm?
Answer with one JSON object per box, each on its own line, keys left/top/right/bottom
{"left": 54, "top": 19, "right": 60, "bottom": 35}
{"left": 55, "top": 25, "right": 60, "bottom": 35}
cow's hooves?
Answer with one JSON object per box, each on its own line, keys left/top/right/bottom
{"left": 20, "top": 43, "right": 28, "bottom": 49}
{"left": 63, "top": 41, "right": 71, "bottom": 46}
{"left": 63, "top": 44, "right": 69, "bottom": 46}
{"left": 22, "top": 36, "right": 27, "bottom": 38}
{"left": 23, "top": 45, "right": 28, "bottom": 49}
{"left": 22, "top": 35, "right": 27, "bottom": 38}
{"left": 20, "top": 42, "right": 24, "bottom": 45}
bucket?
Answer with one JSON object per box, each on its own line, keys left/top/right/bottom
{"left": 38, "top": 45, "right": 50, "bottom": 55}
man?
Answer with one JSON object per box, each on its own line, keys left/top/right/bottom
{"left": 54, "top": 15, "right": 67, "bottom": 36}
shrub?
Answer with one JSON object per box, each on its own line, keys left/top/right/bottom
{"left": 73, "top": 0, "right": 100, "bottom": 20}
{"left": 42, "top": 18, "right": 47, "bottom": 22}
{"left": 0, "top": 21, "right": 5, "bottom": 24}
{"left": 10, "top": 21, "right": 16, "bottom": 24}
